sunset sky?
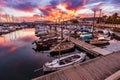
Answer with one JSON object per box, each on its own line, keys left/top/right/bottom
{"left": 0, "top": 0, "right": 120, "bottom": 22}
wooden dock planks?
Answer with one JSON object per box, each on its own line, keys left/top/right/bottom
{"left": 69, "top": 37, "right": 111, "bottom": 56}
{"left": 105, "top": 70, "right": 120, "bottom": 80}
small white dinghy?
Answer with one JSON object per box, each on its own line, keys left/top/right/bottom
{"left": 43, "top": 52, "right": 86, "bottom": 72}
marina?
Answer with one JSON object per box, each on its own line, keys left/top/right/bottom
{"left": 0, "top": 24, "right": 120, "bottom": 80}
{"left": 0, "top": 0, "right": 120, "bottom": 80}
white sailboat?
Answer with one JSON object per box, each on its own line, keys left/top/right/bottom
{"left": 43, "top": 52, "right": 86, "bottom": 72}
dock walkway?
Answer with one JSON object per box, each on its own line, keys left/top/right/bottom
{"left": 57, "top": 30, "right": 112, "bottom": 56}
{"left": 33, "top": 51, "right": 120, "bottom": 80}
{"left": 69, "top": 37, "right": 111, "bottom": 56}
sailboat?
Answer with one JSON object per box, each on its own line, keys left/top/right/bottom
{"left": 43, "top": 38, "right": 86, "bottom": 72}
{"left": 43, "top": 52, "right": 86, "bottom": 72}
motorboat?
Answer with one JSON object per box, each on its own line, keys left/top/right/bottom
{"left": 43, "top": 52, "right": 86, "bottom": 72}
{"left": 35, "top": 25, "right": 48, "bottom": 34}
{"left": 80, "top": 32, "right": 93, "bottom": 40}
{"left": 89, "top": 36, "right": 110, "bottom": 45}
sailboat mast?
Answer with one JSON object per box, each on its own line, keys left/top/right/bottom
{"left": 92, "top": 9, "right": 96, "bottom": 34}
{"left": 58, "top": 46, "right": 61, "bottom": 62}
{"left": 0, "top": 13, "right": 1, "bottom": 23}
{"left": 99, "top": 9, "right": 102, "bottom": 25}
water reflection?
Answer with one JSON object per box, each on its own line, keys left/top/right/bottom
{"left": 104, "top": 39, "right": 120, "bottom": 52}
{"left": 0, "top": 28, "right": 53, "bottom": 80}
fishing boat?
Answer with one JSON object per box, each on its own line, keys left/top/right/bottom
{"left": 43, "top": 53, "right": 86, "bottom": 72}
{"left": 50, "top": 41, "right": 75, "bottom": 56}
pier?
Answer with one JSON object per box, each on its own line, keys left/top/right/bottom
{"left": 69, "top": 37, "right": 111, "bottom": 56}
{"left": 0, "top": 1, "right": 120, "bottom": 80}
{"left": 32, "top": 51, "right": 120, "bottom": 80}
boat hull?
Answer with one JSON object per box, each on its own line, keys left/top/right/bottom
{"left": 33, "top": 37, "right": 61, "bottom": 51}
{"left": 43, "top": 53, "right": 86, "bottom": 72}
{"left": 50, "top": 48, "right": 75, "bottom": 56}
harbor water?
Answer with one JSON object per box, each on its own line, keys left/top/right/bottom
{"left": 0, "top": 28, "right": 120, "bottom": 80}
{"left": 0, "top": 28, "right": 52, "bottom": 80}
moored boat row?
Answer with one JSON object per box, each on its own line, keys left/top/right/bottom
{"left": 33, "top": 24, "right": 117, "bottom": 74}
{"left": 0, "top": 25, "right": 28, "bottom": 35}
{"left": 33, "top": 25, "right": 87, "bottom": 72}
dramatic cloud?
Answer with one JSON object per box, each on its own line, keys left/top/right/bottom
{"left": 0, "top": 0, "right": 120, "bottom": 22}
{"left": 49, "top": 0, "right": 86, "bottom": 10}
{"left": 39, "top": 5, "right": 56, "bottom": 16}
{"left": 2, "top": 0, "right": 38, "bottom": 12}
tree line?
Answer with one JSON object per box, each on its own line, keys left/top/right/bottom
{"left": 102, "top": 13, "right": 120, "bottom": 24}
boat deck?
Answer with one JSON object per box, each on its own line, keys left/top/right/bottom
{"left": 32, "top": 51, "right": 120, "bottom": 80}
